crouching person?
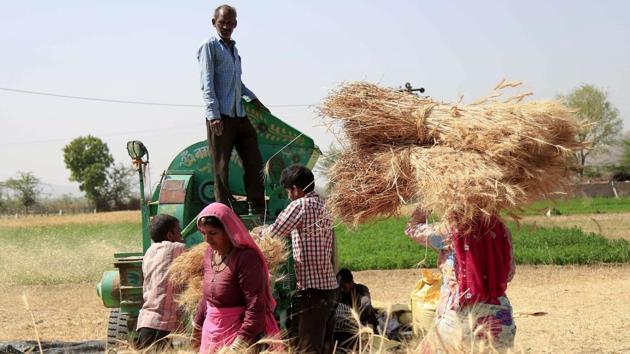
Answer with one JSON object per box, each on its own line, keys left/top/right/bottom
{"left": 136, "top": 214, "right": 186, "bottom": 350}
{"left": 334, "top": 268, "right": 378, "bottom": 352}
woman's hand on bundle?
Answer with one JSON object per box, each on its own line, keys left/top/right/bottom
{"left": 251, "top": 225, "right": 270, "bottom": 238}
{"left": 442, "top": 236, "right": 453, "bottom": 252}
{"left": 250, "top": 225, "right": 264, "bottom": 237}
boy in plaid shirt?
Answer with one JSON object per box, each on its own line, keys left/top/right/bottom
{"left": 262, "top": 164, "right": 338, "bottom": 354}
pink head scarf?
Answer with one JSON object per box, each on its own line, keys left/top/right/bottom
{"left": 196, "top": 203, "right": 280, "bottom": 337}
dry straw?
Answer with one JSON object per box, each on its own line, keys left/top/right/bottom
{"left": 169, "top": 243, "right": 207, "bottom": 316}
{"left": 168, "top": 232, "right": 289, "bottom": 316}
{"left": 22, "top": 295, "right": 44, "bottom": 354}
{"left": 322, "top": 81, "right": 582, "bottom": 225}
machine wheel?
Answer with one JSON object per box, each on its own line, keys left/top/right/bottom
{"left": 106, "top": 309, "right": 129, "bottom": 352}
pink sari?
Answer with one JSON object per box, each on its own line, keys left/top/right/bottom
{"left": 200, "top": 303, "right": 246, "bottom": 353}
{"left": 196, "top": 203, "right": 280, "bottom": 353}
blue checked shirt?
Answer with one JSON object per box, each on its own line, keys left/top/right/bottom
{"left": 197, "top": 35, "right": 257, "bottom": 120}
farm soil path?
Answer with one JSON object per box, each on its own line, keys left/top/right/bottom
{"left": 0, "top": 284, "right": 109, "bottom": 342}
{"left": 358, "top": 264, "right": 630, "bottom": 354}
{"left": 1, "top": 265, "right": 629, "bottom": 353}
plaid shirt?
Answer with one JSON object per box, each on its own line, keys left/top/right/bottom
{"left": 266, "top": 191, "right": 338, "bottom": 290}
{"left": 137, "top": 241, "right": 186, "bottom": 331}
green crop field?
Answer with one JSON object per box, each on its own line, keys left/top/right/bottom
{"left": 520, "top": 197, "right": 630, "bottom": 216}
{"left": 335, "top": 218, "right": 630, "bottom": 271}
{"left": 1, "top": 208, "right": 629, "bottom": 285}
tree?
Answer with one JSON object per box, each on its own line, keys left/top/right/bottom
{"left": 63, "top": 136, "right": 113, "bottom": 210}
{"left": 608, "top": 137, "right": 630, "bottom": 181}
{"left": 314, "top": 145, "right": 342, "bottom": 191}
{"left": 106, "top": 163, "right": 137, "bottom": 210}
{"left": 4, "top": 171, "right": 42, "bottom": 208}
{"left": 620, "top": 139, "right": 630, "bottom": 168}
{"left": 562, "top": 84, "right": 623, "bottom": 177}
{"left": 0, "top": 182, "right": 6, "bottom": 211}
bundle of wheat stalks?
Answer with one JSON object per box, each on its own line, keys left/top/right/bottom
{"left": 168, "top": 232, "right": 289, "bottom": 316}
{"left": 321, "top": 81, "right": 582, "bottom": 225}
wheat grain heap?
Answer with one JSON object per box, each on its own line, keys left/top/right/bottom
{"left": 168, "top": 232, "right": 288, "bottom": 316}
{"left": 321, "top": 80, "right": 582, "bottom": 225}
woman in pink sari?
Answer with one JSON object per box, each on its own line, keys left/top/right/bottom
{"left": 192, "top": 203, "right": 280, "bottom": 353}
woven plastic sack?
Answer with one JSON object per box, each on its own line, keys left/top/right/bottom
{"left": 410, "top": 269, "right": 442, "bottom": 335}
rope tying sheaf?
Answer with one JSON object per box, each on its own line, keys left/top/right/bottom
{"left": 412, "top": 104, "right": 436, "bottom": 143}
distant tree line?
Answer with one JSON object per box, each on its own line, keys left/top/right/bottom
{"left": 1, "top": 135, "right": 140, "bottom": 214}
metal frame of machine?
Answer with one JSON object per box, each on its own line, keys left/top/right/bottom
{"left": 96, "top": 101, "right": 321, "bottom": 349}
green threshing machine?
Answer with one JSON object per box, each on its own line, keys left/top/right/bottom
{"left": 96, "top": 101, "right": 321, "bottom": 348}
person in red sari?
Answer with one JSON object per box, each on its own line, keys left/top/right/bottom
{"left": 406, "top": 208, "right": 516, "bottom": 352}
{"left": 444, "top": 214, "right": 517, "bottom": 351}
{"left": 191, "top": 203, "right": 280, "bottom": 353}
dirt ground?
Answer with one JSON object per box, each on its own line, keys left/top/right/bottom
{"left": 0, "top": 284, "right": 109, "bottom": 342}
{"left": 357, "top": 264, "right": 630, "bottom": 354}
{"left": 1, "top": 265, "right": 629, "bottom": 353}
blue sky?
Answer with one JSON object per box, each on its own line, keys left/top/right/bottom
{"left": 1, "top": 1, "right": 628, "bottom": 195}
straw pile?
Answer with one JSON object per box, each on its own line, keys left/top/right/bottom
{"left": 168, "top": 233, "right": 289, "bottom": 316}
{"left": 322, "top": 81, "right": 582, "bottom": 225}
{"left": 169, "top": 243, "right": 208, "bottom": 316}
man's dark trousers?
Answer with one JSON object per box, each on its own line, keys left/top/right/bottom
{"left": 206, "top": 116, "right": 265, "bottom": 209}
{"left": 297, "top": 288, "right": 339, "bottom": 354}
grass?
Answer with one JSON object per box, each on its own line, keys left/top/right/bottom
{"left": 336, "top": 218, "right": 630, "bottom": 271}
{"left": 0, "top": 222, "right": 141, "bottom": 285}
{"left": 1, "top": 210, "right": 629, "bottom": 285}
{"left": 0, "top": 210, "right": 140, "bottom": 228}
{"left": 520, "top": 197, "right": 630, "bottom": 216}
{"left": 336, "top": 218, "right": 438, "bottom": 270}
{"left": 520, "top": 213, "right": 630, "bottom": 241}
{"left": 512, "top": 224, "right": 630, "bottom": 265}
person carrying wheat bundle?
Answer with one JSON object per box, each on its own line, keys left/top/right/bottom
{"left": 406, "top": 208, "right": 516, "bottom": 352}
{"left": 321, "top": 81, "right": 582, "bottom": 352}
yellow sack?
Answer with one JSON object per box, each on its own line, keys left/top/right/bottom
{"left": 410, "top": 269, "right": 442, "bottom": 336}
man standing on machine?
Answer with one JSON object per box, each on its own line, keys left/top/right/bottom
{"left": 198, "top": 4, "right": 269, "bottom": 211}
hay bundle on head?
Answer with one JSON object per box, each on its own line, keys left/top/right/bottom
{"left": 327, "top": 148, "right": 415, "bottom": 225}
{"left": 323, "top": 81, "right": 581, "bottom": 225}
{"left": 168, "top": 232, "right": 289, "bottom": 316}
{"left": 321, "top": 81, "right": 581, "bottom": 160}
{"left": 328, "top": 146, "right": 530, "bottom": 225}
